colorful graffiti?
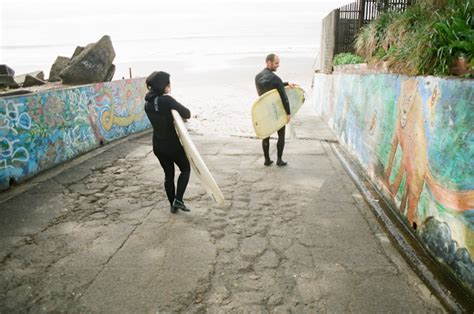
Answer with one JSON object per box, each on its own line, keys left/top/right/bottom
{"left": 0, "top": 100, "right": 31, "bottom": 171}
{"left": 0, "top": 78, "right": 149, "bottom": 190}
{"left": 91, "top": 80, "right": 149, "bottom": 141}
{"left": 312, "top": 73, "right": 474, "bottom": 292}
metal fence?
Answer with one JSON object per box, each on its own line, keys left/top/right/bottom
{"left": 334, "top": 0, "right": 414, "bottom": 54}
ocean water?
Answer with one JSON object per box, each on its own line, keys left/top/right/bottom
{"left": 0, "top": 0, "right": 348, "bottom": 79}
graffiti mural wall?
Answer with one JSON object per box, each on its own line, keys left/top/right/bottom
{"left": 0, "top": 78, "right": 149, "bottom": 190}
{"left": 312, "top": 73, "right": 474, "bottom": 292}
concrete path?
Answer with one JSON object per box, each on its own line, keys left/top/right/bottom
{"left": 0, "top": 112, "right": 443, "bottom": 312}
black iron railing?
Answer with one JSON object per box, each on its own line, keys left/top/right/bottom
{"left": 334, "top": 0, "right": 414, "bottom": 54}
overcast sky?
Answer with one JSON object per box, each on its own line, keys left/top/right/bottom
{"left": 0, "top": 0, "right": 351, "bottom": 45}
{"left": 0, "top": 0, "right": 351, "bottom": 75}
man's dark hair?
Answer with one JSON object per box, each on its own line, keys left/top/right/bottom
{"left": 266, "top": 53, "right": 277, "bottom": 63}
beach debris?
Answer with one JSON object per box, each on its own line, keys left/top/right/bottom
{"left": 59, "top": 35, "right": 116, "bottom": 85}
{"left": 48, "top": 56, "right": 70, "bottom": 82}
{"left": 0, "top": 64, "right": 19, "bottom": 89}
{"left": 15, "top": 71, "right": 45, "bottom": 85}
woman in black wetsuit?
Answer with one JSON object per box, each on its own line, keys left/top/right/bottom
{"left": 144, "top": 71, "right": 191, "bottom": 213}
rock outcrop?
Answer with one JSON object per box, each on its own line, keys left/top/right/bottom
{"left": 59, "top": 35, "right": 116, "bottom": 85}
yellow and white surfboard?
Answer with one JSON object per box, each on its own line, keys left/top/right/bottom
{"left": 251, "top": 86, "right": 305, "bottom": 139}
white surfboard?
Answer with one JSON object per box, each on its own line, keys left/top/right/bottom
{"left": 171, "top": 110, "right": 225, "bottom": 206}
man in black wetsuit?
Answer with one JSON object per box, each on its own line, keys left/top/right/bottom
{"left": 144, "top": 71, "right": 192, "bottom": 214}
{"left": 255, "top": 54, "right": 296, "bottom": 166}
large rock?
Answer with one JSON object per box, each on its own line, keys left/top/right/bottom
{"left": 0, "top": 65, "right": 19, "bottom": 89}
{"left": 0, "top": 65, "right": 15, "bottom": 76}
{"left": 0, "top": 76, "right": 19, "bottom": 89}
{"left": 49, "top": 56, "right": 70, "bottom": 82}
{"left": 23, "top": 74, "right": 47, "bottom": 87}
{"left": 15, "top": 71, "right": 44, "bottom": 85}
{"left": 60, "top": 35, "right": 116, "bottom": 85}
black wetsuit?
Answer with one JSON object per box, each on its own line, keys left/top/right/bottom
{"left": 255, "top": 68, "right": 290, "bottom": 161}
{"left": 144, "top": 91, "right": 191, "bottom": 205}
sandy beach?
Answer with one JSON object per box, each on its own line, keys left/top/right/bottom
{"left": 145, "top": 54, "right": 317, "bottom": 138}
{"left": 3, "top": 0, "right": 320, "bottom": 137}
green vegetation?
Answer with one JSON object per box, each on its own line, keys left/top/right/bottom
{"left": 333, "top": 53, "right": 365, "bottom": 66}
{"left": 354, "top": 0, "right": 474, "bottom": 76}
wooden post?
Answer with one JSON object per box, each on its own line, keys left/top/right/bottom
{"left": 358, "top": 0, "right": 366, "bottom": 29}
{"left": 334, "top": 8, "right": 340, "bottom": 55}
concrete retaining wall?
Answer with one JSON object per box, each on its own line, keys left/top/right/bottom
{"left": 0, "top": 78, "right": 150, "bottom": 190}
{"left": 319, "top": 10, "right": 338, "bottom": 74}
{"left": 312, "top": 73, "right": 474, "bottom": 292}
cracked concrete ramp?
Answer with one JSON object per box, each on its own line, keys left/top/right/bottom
{"left": 0, "top": 116, "right": 443, "bottom": 312}
{"left": 77, "top": 220, "right": 216, "bottom": 312}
